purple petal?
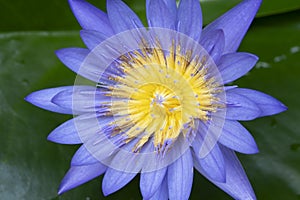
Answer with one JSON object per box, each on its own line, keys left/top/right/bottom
{"left": 107, "top": 0, "right": 144, "bottom": 33}
{"left": 149, "top": 177, "right": 168, "bottom": 200}
{"left": 68, "top": 0, "right": 113, "bottom": 36}
{"left": 177, "top": 0, "right": 202, "bottom": 41}
{"left": 25, "top": 86, "right": 73, "bottom": 114}
{"left": 226, "top": 89, "right": 262, "bottom": 120}
{"left": 202, "top": 0, "right": 262, "bottom": 53}
{"left": 168, "top": 148, "right": 193, "bottom": 200}
{"left": 194, "top": 145, "right": 256, "bottom": 200}
{"left": 229, "top": 88, "right": 287, "bottom": 117}
{"left": 47, "top": 118, "right": 82, "bottom": 144}
{"left": 200, "top": 29, "right": 225, "bottom": 63}
{"left": 147, "top": 0, "right": 176, "bottom": 29}
{"left": 51, "top": 86, "right": 109, "bottom": 114}
{"left": 219, "top": 120, "right": 258, "bottom": 154}
{"left": 71, "top": 145, "right": 98, "bottom": 166}
{"left": 55, "top": 47, "right": 89, "bottom": 74}
{"left": 193, "top": 122, "right": 226, "bottom": 182}
{"left": 58, "top": 162, "right": 106, "bottom": 194}
{"left": 102, "top": 168, "right": 137, "bottom": 196}
{"left": 218, "top": 52, "right": 258, "bottom": 84}
{"left": 140, "top": 167, "right": 167, "bottom": 199}
{"left": 80, "top": 30, "right": 107, "bottom": 50}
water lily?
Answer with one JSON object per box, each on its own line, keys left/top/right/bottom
{"left": 25, "top": 0, "right": 287, "bottom": 199}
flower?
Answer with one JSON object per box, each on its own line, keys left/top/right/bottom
{"left": 25, "top": 0, "right": 287, "bottom": 199}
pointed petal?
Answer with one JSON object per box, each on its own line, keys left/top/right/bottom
{"left": 25, "top": 86, "right": 73, "bottom": 114}
{"left": 226, "top": 89, "right": 262, "bottom": 120}
{"left": 149, "top": 177, "right": 169, "bottom": 200}
{"left": 147, "top": 0, "right": 176, "bottom": 29}
{"left": 47, "top": 118, "right": 82, "bottom": 144}
{"left": 193, "top": 122, "right": 226, "bottom": 182}
{"left": 177, "top": 0, "right": 202, "bottom": 41}
{"left": 102, "top": 168, "right": 137, "bottom": 196}
{"left": 219, "top": 120, "right": 258, "bottom": 154}
{"left": 202, "top": 0, "right": 262, "bottom": 53}
{"left": 107, "top": 0, "right": 144, "bottom": 33}
{"left": 58, "top": 162, "right": 106, "bottom": 194}
{"left": 68, "top": 0, "right": 113, "bottom": 36}
{"left": 168, "top": 149, "right": 193, "bottom": 200}
{"left": 71, "top": 145, "right": 98, "bottom": 166}
{"left": 51, "top": 86, "right": 110, "bottom": 114}
{"left": 194, "top": 145, "right": 256, "bottom": 200}
{"left": 80, "top": 30, "right": 107, "bottom": 50}
{"left": 140, "top": 167, "right": 167, "bottom": 199}
{"left": 218, "top": 52, "right": 258, "bottom": 84}
{"left": 229, "top": 88, "right": 287, "bottom": 117}
{"left": 200, "top": 29, "right": 225, "bottom": 62}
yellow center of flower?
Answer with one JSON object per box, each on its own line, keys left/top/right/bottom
{"left": 105, "top": 42, "right": 220, "bottom": 153}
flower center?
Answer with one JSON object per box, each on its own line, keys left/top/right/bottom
{"left": 105, "top": 42, "right": 221, "bottom": 154}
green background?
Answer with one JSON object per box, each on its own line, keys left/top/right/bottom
{"left": 0, "top": 0, "right": 299, "bottom": 199}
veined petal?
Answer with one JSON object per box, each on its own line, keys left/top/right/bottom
{"left": 226, "top": 89, "right": 262, "bottom": 120}
{"left": 219, "top": 120, "right": 259, "bottom": 154}
{"left": 149, "top": 177, "right": 168, "bottom": 200}
{"left": 147, "top": 0, "right": 176, "bottom": 29}
{"left": 200, "top": 29, "right": 225, "bottom": 63}
{"left": 80, "top": 30, "right": 107, "bottom": 50}
{"left": 51, "top": 86, "right": 110, "bottom": 114}
{"left": 107, "top": 0, "right": 144, "bottom": 33}
{"left": 177, "top": 0, "right": 202, "bottom": 41}
{"left": 47, "top": 118, "right": 82, "bottom": 144}
{"left": 194, "top": 145, "right": 256, "bottom": 200}
{"left": 168, "top": 149, "right": 193, "bottom": 200}
{"left": 25, "top": 86, "right": 73, "bottom": 114}
{"left": 140, "top": 167, "right": 167, "bottom": 199}
{"left": 71, "top": 145, "right": 98, "bottom": 166}
{"left": 102, "top": 168, "right": 137, "bottom": 196}
{"left": 202, "top": 0, "right": 262, "bottom": 53}
{"left": 193, "top": 121, "right": 226, "bottom": 182}
{"left": 228, "top": 88, "right": 287, "bottom": 117}
{"left": 58, "top": 162, "right": 107, "bottom": 194}
{"left": 218, "top": 52, "right": 258, "bottom": 84}
{"left": 68, "top": 0, "right": 114, "bottom": 36}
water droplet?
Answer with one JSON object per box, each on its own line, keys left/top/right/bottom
{"left": 256, "top": 61, "right": 271, "bottom": 69}
{"left": 290, "top": 46, "right": 300, "bottom": 54}
{"left": 273, "top": 54, "right": 287, "bottom": 63}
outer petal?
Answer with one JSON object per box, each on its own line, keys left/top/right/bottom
{"left": 80, "top": 30, "right": 107, "bottom": 50}
{"left": 51, "top": 86, "right": 110, "bottom": 114}
{"left": 177, "top": 0, "right": 202, "bottom": 41}
{"left": 149, "top": 177, "right": 169, "bottom": 200}
{"left": 200, "top": 29, "right": 225, "bottom": 63}
{"left": 25, "top": 86, "right": 73, "bottom": 114}
{"left": 140, "top": 167, "right": 167, "bottom": 199}
{"left": 102, "top": 168, "right": 137, "bottom": 196}
{"left": 147, "top": 0, "right": 176, "bottom": 29}
{"left": 218, "top": 52, "right": 258, "bottom": 84}
{"left": 194, "top": 145, "right": 256, "bottom": 200}
{"left": 47, "top": 118, "right": 82, "bottom": 144}
{"left": 58, "top": 162, "right": 107, "bottom": 194}
{"left": 168, "top": 149, "right": 193, "bottom": 200}
{"left": 219, "top": 120, "right": 258, "bottom": 154}
{"left": 192, "top": 121, "right": 226, "bottom": 182}
{"left": 226, "top": 89, "right": 262, "bottom": 120}
{"left": 107, "top": 0, "right": 144, "bottom": 33}
{"left": 229, "top": 88, "right": 287, "bottom": 117}
{"left": 71, "top": 145, "right": 98, "bottom": 166}
{"left": 68, "top": 0, "right": 113, "bottom": 36}
{"left": 202, "top": 0, "right": 262, "bottom": 53}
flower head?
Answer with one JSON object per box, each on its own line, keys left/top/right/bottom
{"left": 25, "top": 0, "right": 287, "bottom": 199}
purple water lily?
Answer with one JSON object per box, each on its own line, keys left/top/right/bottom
{"left": 25, "top": 0, "right": 287, "bottom": 199}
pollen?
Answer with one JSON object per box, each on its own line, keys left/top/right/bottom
{"left": 104, "top": 41, "right": 221, "bottom": 154}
